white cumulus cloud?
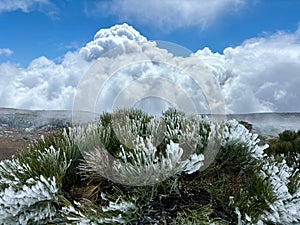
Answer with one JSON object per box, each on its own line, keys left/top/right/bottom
{"left": 85, "top": 0, "right": 246, "bottom": 30}
{"left": 0, "top": 24, "right": 152, "bottom": 110}
{"left": 0, "top": 23, "right": 300, "bottom": 114}
{"left": 80, "top": 24, "right": 147, "bottom": 61}
{"left": 195, "top": 28, "right": 300, "bottom": 113}
{"left": 0, "top": 48, "right": 13, "bottom": 56}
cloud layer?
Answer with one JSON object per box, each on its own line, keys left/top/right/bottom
{"left": 0, "top": 23, "right": 300, "bottom": 114}
{"left": 0, "top": 0, "right": 57, "bottom": 17}
{"left": 86, "top": 0, "right": 246, "bottom": 30}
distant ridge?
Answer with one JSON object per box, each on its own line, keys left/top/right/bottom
{"left": 0, "top": 108, "right": 300, "bottom": 136}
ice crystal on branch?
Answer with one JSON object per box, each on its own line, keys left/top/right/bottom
{"left": 113, "top": 137, "right": 204, "bottom": 185}
{"left": 78, "top": 109, "right": 208, "bottom": 185}
{"left": 0, "top": 176, "right": 58, "bottom": 224}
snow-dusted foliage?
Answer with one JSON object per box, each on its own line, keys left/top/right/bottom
{"left": 60, "top": 190, "right": 138, "bottom": 224}
{"left": 0, "top": 176, "right": 58, "bottom": 224}
{"left": 111, "top": 111, "right": 165, "bottom": 149}
{"left": 0, "top": 109, "right": 299, "bottom": 224}
{"left": 78, "top": 109, "right": 209, "bottom": 185}
{"left": 61, "top": 198, "right": 137, "bottom": 224}
{"left": 0, "top": 146, "right": 70, "bottom": 187}
{"left": 222, "top": 120, "right": 300, "bottom": 224}
{"left": 0, "top": 146, "right": 71, "bottom": 224}
{"left": 113, "top": 138, "right": 204, "bottom": 185}
{"left": 258, "top": 157, "right": 300, "bottom": 224}
{"left": 223, "top": 119, "right": 267, "bottom": 159}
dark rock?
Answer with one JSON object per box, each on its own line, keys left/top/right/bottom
{"left": 238, "top": 120, "right": 253, "bottom": 132}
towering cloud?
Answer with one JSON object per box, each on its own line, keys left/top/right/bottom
{"left": 0, "top": 23, "right": 300, "bottom": 114}
{"left": 79, "top": 24, "right": 147, "bottom": 61}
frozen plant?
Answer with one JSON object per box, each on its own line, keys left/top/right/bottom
{"left": 78, "top": 109, "right": 208, "bottom": 186}
{"left": 80, "top": 135, "right": 204, "bottom": 186}
{"left": 112, "top": 115, "right": 165, "bottom": 149}
{"left": 113, "top": 137, "right": 204, "bottom": 185}
{"left": 61, "top": 195, "right": 137, "bottom": 224}
{"left": 0, "top": 175, "right": 58, "bottom": 224}
{"left": 259, "top": 157, "right": 300, "bottom": 224}
{"left": 221, "top": 119, "right": 300, "bottom": 224}
{"left": 0, "top": 145, "right": 72, "bottom": 224}
{"left": 223, "top": 119, "right": 267, "bottom": 159}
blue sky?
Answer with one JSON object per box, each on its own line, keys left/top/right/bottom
{"left": 1, "top": 0, "right": 300, "bottom": 66}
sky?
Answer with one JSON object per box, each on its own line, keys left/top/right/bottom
{"left": 0, "top": 0, "right": 300, "bottom": 114}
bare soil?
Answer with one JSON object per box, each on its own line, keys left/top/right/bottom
{"left": 0, "top": 126, "right": 58, "bottom": 161}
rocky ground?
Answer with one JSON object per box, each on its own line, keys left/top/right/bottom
{"left": 0, "top": 125, "right": 59, "bottom": 160}
{"left": 0, "top": 108, "right": 71, "bottom": 160}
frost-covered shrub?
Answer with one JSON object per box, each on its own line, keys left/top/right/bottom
{"left": 100, "top": 138, "right": 203, "bottom": 185}
{"left": 279, "top": 130, "right": 297, "bottom": 142}
{"left": 0, "top": 130, "right": 82, "bottom": 224}
{"left": 61, "top": 197, "right": 137, "bottom": 224}
{"left": 0, "top": 108, "right": 299, "bottom": 224}
{"left": 218, "top": 120, "right": 300, "bottom": 224}
{"left": 0, "top": 146, "right": 70, "bottom": 189}
{"left": 0, "top": 175, "right": 58, "bottom": 224}
{"left": 266, "top": 130, "right": 300, "bottom": 162}
{"left": 258, "top": 157, "right": 300, "bottom": 224}
{"left": 0, "top": 146, "right": 68, "bottom": 224}
{"left": 77, "top": 109, "right": 218, "bottom": 185}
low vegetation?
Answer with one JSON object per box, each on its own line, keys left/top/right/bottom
{"left": 0, "top": 109, "right": 299, "bottom": 224}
